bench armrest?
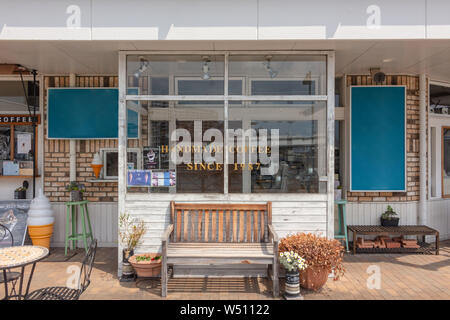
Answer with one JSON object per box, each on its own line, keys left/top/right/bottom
{"left": 162, "top": 224, "right": 174, "bottom": 244}
{"left": 268, "top": 224, "right": 279, "bottom": 243}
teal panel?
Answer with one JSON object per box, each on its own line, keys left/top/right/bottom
{"left": 48, "top": 88, "right": 138, "bottom": 139}
{"left": 351, "top": 87, "right": 405, "bottom": 191}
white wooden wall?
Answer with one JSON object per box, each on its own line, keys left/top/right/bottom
{"left": 124, "top": 194, "right": 328, "bottom": 254}
{"left": 50, "top": 202, "right": 118, "bottom": 247}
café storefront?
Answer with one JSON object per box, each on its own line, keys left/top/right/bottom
{"left": 117, "top": 51, "right": 335, "bottom": 273}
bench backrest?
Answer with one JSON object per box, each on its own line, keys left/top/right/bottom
{"left": 170, "top": 202, "right": 272, "bottom": 243}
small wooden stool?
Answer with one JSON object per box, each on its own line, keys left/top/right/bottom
{"left": 335, "top": 200, "right": 349, "bottom": 252}
{"left": 65, "top": 201, "right": 94, "bottom": 255}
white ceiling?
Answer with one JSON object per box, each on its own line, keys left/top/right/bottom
{"left": 1, "top": 39, "right": 450, "bottom": 82}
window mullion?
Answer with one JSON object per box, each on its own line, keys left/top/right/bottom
{"left": 224, "top": 53, "right": 229, "bottom": 195}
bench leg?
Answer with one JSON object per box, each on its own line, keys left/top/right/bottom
{"left": 161, "top": 257, "right": 167, "bottom": 297}
{"left": 272, "top": 261, "right": 279, "bottom": 298}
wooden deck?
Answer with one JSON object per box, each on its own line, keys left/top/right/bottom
{"left": 1, "top": 240, "right": 449, "bottom": 300}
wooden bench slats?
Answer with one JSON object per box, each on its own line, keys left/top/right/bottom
{"left": 176, "top": 209, "right": 182, "bottom": 242}
{"left": 172, "top": 204, "right": 272, "bottom": 244}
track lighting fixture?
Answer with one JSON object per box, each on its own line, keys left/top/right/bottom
{"left": 201, "top": 56, "right": 211, "bottom": 80}
{"left": 134, "top": 56, "right": 149, "bottom": 78}
{"left": 263, "top": 56, "right": 278, "bottom": 79}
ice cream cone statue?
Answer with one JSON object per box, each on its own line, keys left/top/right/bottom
{"left": 91, "top": 153, "right": 103, "bottom": 179}
{"left": 27, "top": 189, "right": 55, "bottom": 249}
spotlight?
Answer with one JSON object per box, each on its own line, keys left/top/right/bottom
{"left": 263, "top": 56, "right": 278, "bottom": 79}
{"left": 134, "top": 56, "right": 149, "bottom": 78}
{"left": 201, "top": 56, "right": 211, "bottom": 80}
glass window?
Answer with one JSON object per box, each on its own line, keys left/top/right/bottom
{"left": 0, "top": 125, "right": 11, "bottom": 160}
{"left": 0, "top": 81, "right": 39, "bottom": 112}
{"left": 102, "top": 149, "right": 140, "bottom": 179}
{"left": 430, "top": 84, "right": 450, "bottom": 114}
{"left": 125, "top": 54, "right": 329, "bottom": 194}
{"left": 228, "top": 101, "right": 327, "bottom": 193}
{"left": 229, "top": 55, "right": 326, "bottom": 96}
{"left": 442, "top": 127, "right": 450, "bottom": 197}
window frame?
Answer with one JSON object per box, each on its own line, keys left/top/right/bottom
{"left": 120, "top": 51, "right": 334, "bottom": 197}
{"left": 101, "top": 147, "right": 142, "bottom": 180}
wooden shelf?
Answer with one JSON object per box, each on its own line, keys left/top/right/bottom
{"left": 0, "top": 175, "right": 41, "bottom": 178}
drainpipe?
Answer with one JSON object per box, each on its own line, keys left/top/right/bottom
{"left": 69, "top": 73, "right": 76, "bottom": 182}
{"left": 419, "top": 74, "right": 427, "bottom": 225}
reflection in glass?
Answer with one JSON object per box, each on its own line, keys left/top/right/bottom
{"left": 443, "top": 128, "right": 450, "bottom": 196}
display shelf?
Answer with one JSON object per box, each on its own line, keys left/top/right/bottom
{"left": 0, "top": 175, "right": 41, "bottom": 178}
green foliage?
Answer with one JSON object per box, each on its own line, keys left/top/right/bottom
{"left": 381, "top": 205, "right": 398, "bottom": 220}
{"left": 66, "top": 181, "right": 85, "bottom": 193}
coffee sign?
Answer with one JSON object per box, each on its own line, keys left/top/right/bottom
{"left": 0, "top": 115, "right": 41, "bottom": 125}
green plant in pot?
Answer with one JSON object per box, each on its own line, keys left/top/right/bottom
{"left": 279, "top": 233, "right": 345, "bottom": 291}
{"left": 66, "top": 181, "right": 85, "bottom": 201}
{"left": 119, "top": 213, "right": 146, "bottom": 281}
{"left": 380, "top": 205, "right": 399, "bottom": 227}
{"left": 14, "top": 187, "right": 27, "bottom": 199}
{"left": 14, "top": 181, "right": 29, "bottom": 199}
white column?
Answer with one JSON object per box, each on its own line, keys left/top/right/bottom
{"left": 419, "top": 74, "right": 427, "bottom": 225}
{"left": 69, "top": 73, "right": 76, "bottom": 182}
{"left": 326, "top": 52, "right": 335, "bottom": 239}
{"left": 118, "top": 52, "right": 128, "bottom": 276}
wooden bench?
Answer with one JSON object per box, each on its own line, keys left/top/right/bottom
{"left": 161, "top": 201, "right": 279, "bottom": 297}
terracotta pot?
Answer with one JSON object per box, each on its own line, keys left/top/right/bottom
{"left": 129, "top": 253, "right": 162, "bottom": 278}
{"left": 300, "top": 266, "right": 329, "bottom": 291}
{"left": 28, "top": 223, "right": 54, "bottom": 249}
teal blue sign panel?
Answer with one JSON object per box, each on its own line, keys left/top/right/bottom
{"left": 48, "top": 88, "right": 138, "bottom": 139}
{"left": 351, "top": 86, "right": 405, "bottom": 191}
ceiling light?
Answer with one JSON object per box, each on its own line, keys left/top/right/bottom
{"left": 201, "top": 56, "right": 211, "bottom": 80}
{"left": 382, "top": 58, "right": 394, "bottom": 63}
{"left": 134, "top": 56, "right": 149, "bottom": 78}
{"left": 263, "top": 56, "right": 278, "bottom": 79}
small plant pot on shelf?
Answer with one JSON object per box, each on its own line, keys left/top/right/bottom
{"left": 14, "top": 190, "right": 26, "bottom": 199}
{"left": 70, "top": 190, "right": 83, "bottom": 202}
{"left": 129, "top": 253, "right": 162, "bottom": 278}
{"left": 380, "top": 217, "right": 399, "bottom": 227}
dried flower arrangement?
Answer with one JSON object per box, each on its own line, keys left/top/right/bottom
{"left": 119, "top": 213, "right": 146, "bottom": 251}
{"left": 279, "top": 233, "right": 345, "bottom": 281}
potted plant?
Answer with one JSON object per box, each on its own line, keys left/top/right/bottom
{"left": 380, "top": 205, "right": 399, "bottom": 227}
{"left": 279, "top": 233, "right": 345, "bottom": 291}
{"left": 129, "top": 253, "right": 162, "bottom": 278}
{"left": 279, "top": 251, "right": 307, "bottom": 299}
{"left": 66, "top": 181, "right": 85, "bottom": 201}
{"left": 119, "top": 213, "right": 146, "bottom": 281}
{"left": 14, "top": 186, "right": 27, "bottom": 199}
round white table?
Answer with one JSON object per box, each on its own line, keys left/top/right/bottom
{"left": 0, "top": 245, "right": 49, "bottom": 300}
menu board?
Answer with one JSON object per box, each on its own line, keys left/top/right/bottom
{"left": 127, "top": 170, "right": 176, "bottom": 187}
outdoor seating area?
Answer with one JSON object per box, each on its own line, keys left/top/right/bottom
{"left": 1, "top": 241, "right": 449, "bottom": 300}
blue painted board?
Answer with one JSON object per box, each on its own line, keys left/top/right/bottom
{"left": 351, "top": 86, "right": 405, "bottom": 191}
{"left": 47, "top": 88, "right": 138, "bottom": 139}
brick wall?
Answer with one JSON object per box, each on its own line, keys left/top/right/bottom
{"left": 346, "top": 75, "right": 426, "bottom": 202}
{"left": 43, "top": 76, "right": 147, "bottom": 202}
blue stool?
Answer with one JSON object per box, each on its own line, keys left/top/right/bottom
{"left": 335, "top": 200, "right": 349, "bottom": 252}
